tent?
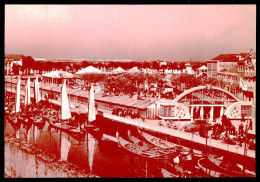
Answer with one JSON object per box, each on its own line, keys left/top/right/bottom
{"left": 198, "top": 65, "right": 207, "bottom": 70}
{"left": 113, "top": 67, "right": 126, "bottom": 73}
{"left": 42, "top": 70, "right": 74, "bottom": 85}
{"left": 76, "top": 66, "right": 102, "bottom": 74}
{"left": 42, "top": 70, "right": 74, "bottom": 78}
{"left": 127, "top": 67, "right": 140, "bottom": 73}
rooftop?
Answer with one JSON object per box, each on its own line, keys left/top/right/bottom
{"left": 5, "top": 54, "right": 24, "bottom": 61}
{"left": 212, "top": 54, "right": 240, "bottom": 62}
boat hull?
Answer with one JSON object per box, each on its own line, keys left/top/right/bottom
{"left": 118, "top": 134, "right": 177, "bottom": 161}
{"left": 8, "top": 113, "right": 22, "bottom": 130}
{"left": 197, "top": 158, "right": 230, "bottom": 177}
{"left": 48, "top": 116, "right": 85, "bottom": 136}
{"left": 207, "top": 155, "right": 254, "bottom": 177}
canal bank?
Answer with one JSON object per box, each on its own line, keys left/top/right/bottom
{"left": 97, "top": 112, "right": 255, "bottom": 172}
{"left": 4, "top": 133, "right": 94, "bottom": 178}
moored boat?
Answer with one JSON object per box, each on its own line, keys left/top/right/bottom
{"left": 32, "top": 112, "right": 46, "bottom": 129}
{"left": 8, "top": 111, "right": 22, "bottom": 130}
{"left": 118, "top": 133, "right": 177, "bottom": 160}
{"left": 30, "top": 75, "right": 45, "bottom": 129}
{"left": 197, "top": 158, "right": 230, "bottom": 177}
{"left": 137, "top": 128, "right": 203, "bottom": 157}
{"left": 47, "top": 80, "right": 86, "bottom": 136}
{"left": 48, "top": 114, "right": 85, "bottom": 135}
{"left": 127, "top": 130, "right": 179, "bottom": 158}
{"left": 207, "top": 155, "right": 255, "bottom": 177}
{"left": 138, "top": 127, "right": 176, "bottom": 149}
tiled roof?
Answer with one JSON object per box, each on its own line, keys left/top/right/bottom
{"left": 72, "top": 90, "right": 90, "bottom": 98}
{"left": 96, "top": 95, "right": 154, "bottom": 109}
{"left": 212, "top": 54, "right": 239, "bottom": 62}
{"left": 5, "top": 54, "right": 24, "bottom": 61}
{"left": 6, "top": 78, "right": 155, "bottom": 110}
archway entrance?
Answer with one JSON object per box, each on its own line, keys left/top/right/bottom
{"left": 175, "top": 85, "right": 239, "bottom": 121}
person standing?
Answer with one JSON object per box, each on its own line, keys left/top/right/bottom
{"left": 241, "top": 114, "right": 245, "bottom": 122}
{"left": 249, "top": 119, "right": 253, "bottom": 130}
{"left": 239, "top": 122, "right": 243, "bottom": 135}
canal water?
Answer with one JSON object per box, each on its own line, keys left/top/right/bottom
{"left": 4, "top": 116, "right": 166, "bottom": 177}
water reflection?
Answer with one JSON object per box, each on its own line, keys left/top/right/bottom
{"left": 60, "top": 132, "right": 72, "bottom": 161}
{"left": 5, "top": 118, "right": 167, "bottom": 177}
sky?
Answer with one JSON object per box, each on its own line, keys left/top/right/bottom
{"left": 5, "top": 5, "right": 256, "bottom": 61}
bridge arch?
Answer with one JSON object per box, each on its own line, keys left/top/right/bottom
{"left": 173, "top": 85, "right": 240, "bottom": 103}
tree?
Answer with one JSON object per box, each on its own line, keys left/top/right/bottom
{"left": 22, "top": 56, "right": 35, "bottom": 74}
{"left": 161, "top": 64, "right": 167, "bottom": 75}
{"left": 191, "top": 63, "right": 203, "bottom": 72}
{"left": 171, "top": 74, "right": 201, "bottom": 90}
{"left": 178, "top": 62, "right": 186, "bottom": 72}
{"left": 168, "top": 62, "right": 178, "bottom": 73}
{"left": 152, "top": 61, "right": 160, "bottom": 72}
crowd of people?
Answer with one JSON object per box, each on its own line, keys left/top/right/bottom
{"left": 112, "top": 107, "right": 140, "bottom": 119}
{"left": 210, "top": 114, "right": 255, "bottom": 150}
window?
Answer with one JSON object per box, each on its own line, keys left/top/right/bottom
{"left": 241, "top": 105, "right": 252, "bottom": 117}
{"left": 163, "top": 106, "right": 175, "bottom": 117}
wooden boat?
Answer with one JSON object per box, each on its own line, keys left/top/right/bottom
{"left": 48, "top": 115, "right": 85, "bottom": 135}
{"left": 18, "top": 107, "right": 34, "bottom": 128}
{"left": 137, "top": 128, "right": 203, "bottom": 157}
{"left": 29, "top": 75, "right": 45, "bottom": 129}
{"left": 75, "top": 113, "right": 97, "bottom": 129}
{"left": 207, "top": 155, "right": 255, "bottom": 177}
{"left": 32, "top": 113, "right": 46, "bottom": 129}
{"left": 48, "top": 81, "right": 98, "bottom": 136}
{"left": 20, "top": 77, "right": 34, "bottom": 128}
{"left": 128, "top": 130, "right": 180, "bottom": 158}
{"left": 128, "top": 130, "right": 154, "bottom": 149}
{"left": 138, "top": 127, "right": 176, "bottom": 149}
{"left": 5, "top": 102, "right": 15, "bottom": 116}
{"left": 118, "top": 134, "right": 177, "bottom": 160}
{"left": 197, "top": 158, "right": 230, "bottom": 177}
{"left": 7, "top": 77, "right": 22, "bottom": 127}
{"left": 8, "top": 111, "right": 22, "bottom": 130}
{"left": 42, "top": 108, "right": 55, "bottom": 121}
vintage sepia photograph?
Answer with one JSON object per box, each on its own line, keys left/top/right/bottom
{"left": 4, "top": 5, "right": 256, "bottom": 178}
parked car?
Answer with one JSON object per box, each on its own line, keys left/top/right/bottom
{"left": 183, "top": 119, "right": 212, "bottom": 133}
